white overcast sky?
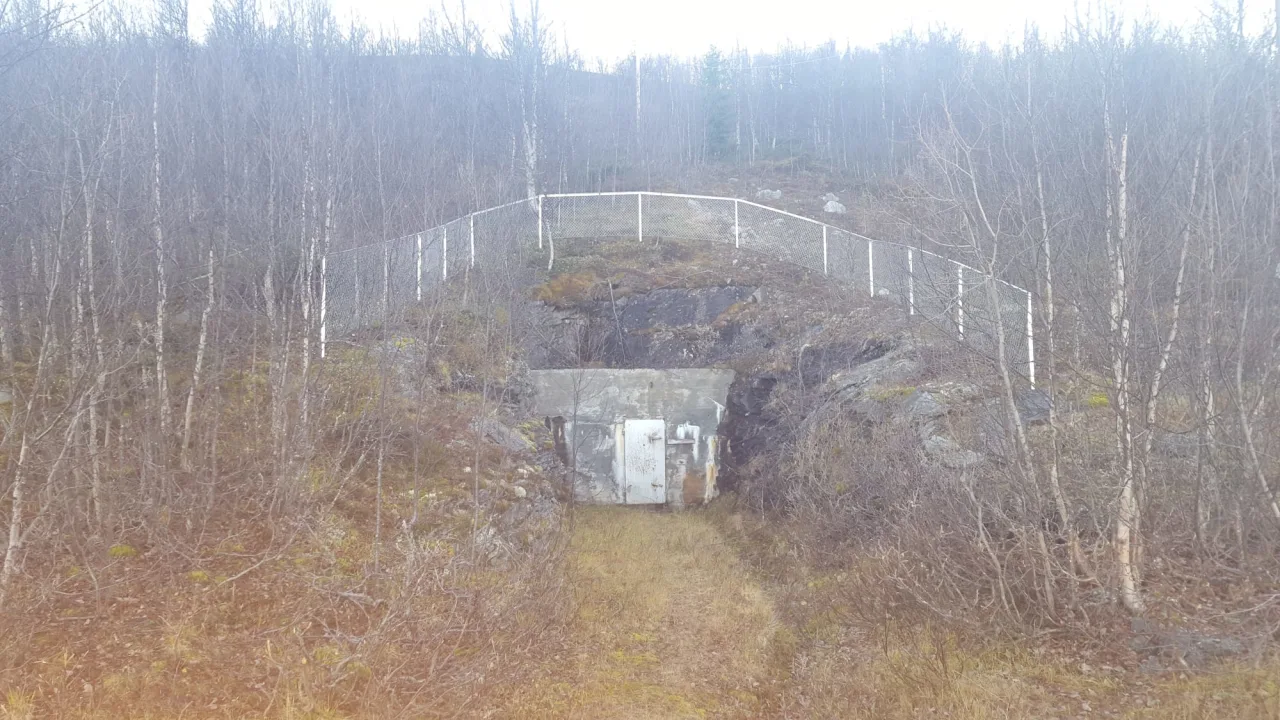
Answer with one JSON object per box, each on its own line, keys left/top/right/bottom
{"left": 184, "top": 0, "right": 1274, "bottom": 59}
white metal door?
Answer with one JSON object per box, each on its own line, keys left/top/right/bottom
{"left": 623, "top": 418, "right": 666, "bottom": 504}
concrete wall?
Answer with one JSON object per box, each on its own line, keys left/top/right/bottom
{"left": 527, "top": 369, "right": 735, "bottom": 507}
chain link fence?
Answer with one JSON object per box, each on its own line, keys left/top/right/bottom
{"left": 322, "top": 192, "right": 1035, "bottom": 384}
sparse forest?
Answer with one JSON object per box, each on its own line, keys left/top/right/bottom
{"left": 2, "top": 0, "right": 1280, "bottom": 715}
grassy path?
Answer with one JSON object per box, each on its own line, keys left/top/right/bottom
{"left": 501, "top": 506, "right": 1280, "bottom": 720}
{"left": 506, "top": 507, "right": 780, "bottom": 719}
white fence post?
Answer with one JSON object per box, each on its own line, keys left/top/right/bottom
{"left": 415, "top": 232, "right": 423, "bottom": 302}
{"left": 907, "top": 248, "right": 915, "bottom": 316}
{"left": 733, "top": 200, "right": 740, "bottom": 248}
{"left": 637, "top": 192, "right": 644, "bottom": 242}
{"left": 1027, "top": 291, "right": 1036, "bottom": 387}
{"left": 469, "top": 214, "right": 475, "bottom": 268}
{"left": 442, "top": 227, "right": 448, "bottom": 281}
{"left": 822, "top": 225, "right": 828, "bottom": 275}
{"left": 537, "top": 196, "right": 543, "bottom": 250}
{"left": 319, "top": 254, "right": 327, "bottom": 358}
{"left": 956, "top": 264, "right": 965, "bottom": 340}
{"left": 868, "top": 239, "right": 875, "bottom": 297}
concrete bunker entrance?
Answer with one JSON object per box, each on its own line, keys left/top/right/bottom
{"left": 520, "top": 237, "right": 899, "bottom": 507}
{"left": 527, "top": 368, "right": 733, "bottom": 507}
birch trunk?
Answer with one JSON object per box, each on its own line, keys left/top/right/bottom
{"left": 1138, "top": 144, "right": 1201, "bottom": 488}
{"left": 522, "top": 63, "right": 539, "bottom": 199}
{"left": 152, "top": 51, "right": 171, "bottom": 442}
{"left": 1032, "top": 135, "right": 1092, "bottom": 579}
{"left": 0, "top": 280, "right": 10, "bottom": 367}
{"left": 76, "top": 134, "right": 107, "bottom": 525}
{"left": 947, "top": 94, "right": 1063, "bottom": 614}
{"left": 1234, "top": 302, "right": 1280, "bottom": 524}
{"left": 1195, "top": 138, "right": 1221, "bottom": 545}
{"left": 0, "top": 238, "right": 62, "bottom": 609}
{"left": 1105, "top": 100, "right": 1143, "bottom": 613}
{"left": 180, "top": 246, "right": 216, "bottom": 468}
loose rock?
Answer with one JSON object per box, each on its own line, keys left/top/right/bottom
{"left": 471, "top": 418, "right": 533, "bottom": 453}
{"left": 923, "top": 434, "right": 983, "bottom": 469}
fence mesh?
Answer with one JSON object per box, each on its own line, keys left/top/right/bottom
{"left": 737, "top": 202, "right": 826, "bottom": 274}
{"left": 545, "top": 194, "right": 638, "bottom": 242}
{"left": 423, "top": 228, "right": 445, "bottom": 288}
{"left": 912, "top": 249, "right": 959, "bottom": 329}
{"left": 383, "top": 235, "right": 412, "bottom": 326}
{"left": 325, "top": 243, "right": 389, "bottom": 335}
{"left": 321, "top": 192, "right": 1034, "bottom": 379}
{"left": 826, "top": 228, "right": 868, "bottom": 286}
{"left": 473, "top": 200, "right": 540, "bottom": 299}
{"left": 641, "top": 194, "right": 736, "bottom": 243}
{"left": 871, "top": 241, "right": 911, "bottom": 309}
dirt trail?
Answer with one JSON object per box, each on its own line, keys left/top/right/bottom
{"left": 507, "top": 507, "right": 779, "bottom": 719}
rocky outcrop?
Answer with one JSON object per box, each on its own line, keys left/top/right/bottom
{"left": 523, "top": 277, "right": 1001, "bottom": 492}
{"left": 526, "top": 285, "right": 760, "bottom": 369}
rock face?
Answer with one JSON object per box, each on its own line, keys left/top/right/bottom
{"left": 903, "top": 389, "right": 946, "bottom": 422}
{"left": 525, "top": 277, "right": 999, "bottom": 495}
{"left": 618, "top": 286, "right": 752, "bottom": 336}
{"left": 527, "top": 285, "right": 760, "bottom": 370}
{"left": 823, "top": 200, "right": 847, "bottom": 214}
{"left": 756, "top": 188, "right": 782, "bottom": 201}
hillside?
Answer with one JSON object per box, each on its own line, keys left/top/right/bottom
{"left": 5, "top": 3, "right": 1280, "bottom": 716}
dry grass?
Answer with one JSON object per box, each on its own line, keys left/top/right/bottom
{"left": 0, "top": 312, "right": 569, "bottom": 719}
{"left": 533, "top": 235, "right": 815, "bottom": 307}
{"left": 699, "top": 499, "right": 1280, "bottom": 720}
{"left": 506, "top": 507, "right": 779, "bottom": 719}
{"left": 783, "top": 623, "right": 1280, "bottom": 719}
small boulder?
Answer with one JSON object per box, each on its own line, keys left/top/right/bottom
{"left": 821, "top": 192, "right": 840, "bottom": 203}
{"left": 1130, "top": 618, "right": 1253, "bottom": 671}
{"left": 513, "top": 485, "right": 528, "bottom": 499}
{"left": 823, "top": 200, "right": 847, "bottom": 214}
{"left": 755, "top": 188, "right": 782, "bottom": 201}
{"left": 471, "top": 418, "right": 533, "bottom": 453}
{"left": 923, "top": 434, "right": 982, "bottom": 469}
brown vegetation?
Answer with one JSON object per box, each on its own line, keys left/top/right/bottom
{"left": 3, "top": 0, "right": 1280, "bottom": 716}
